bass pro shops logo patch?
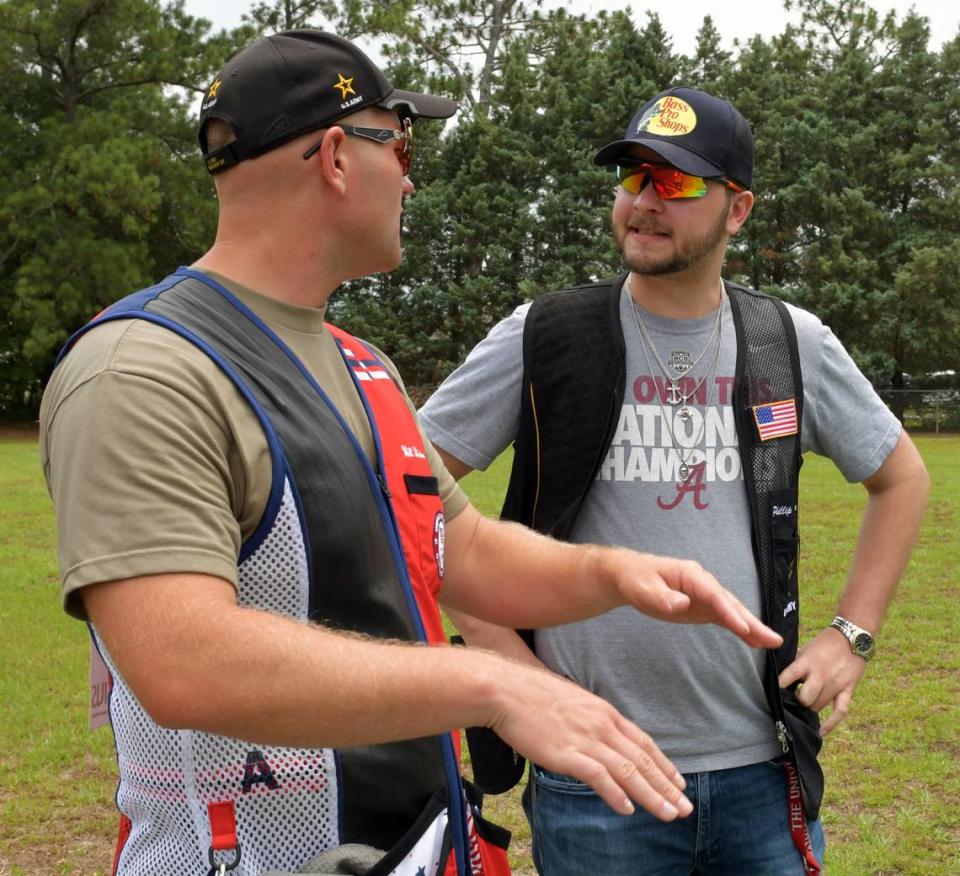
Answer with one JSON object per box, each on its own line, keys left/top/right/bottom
{"left": 433, "top": 511, "right": 445, "bottom": 579}
{"left": 636, "top": 95, "right": 697, "bottom": 137}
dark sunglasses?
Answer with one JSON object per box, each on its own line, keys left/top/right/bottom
{"left": 302, "top": 117, "right": 414, "bottom": 175}
{"left": 616, "top": 161, "right": 745, "bottom": 199}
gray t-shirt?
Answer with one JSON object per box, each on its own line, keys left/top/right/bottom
{"left": 420, "top": 280, "right": 901, "bottom": 773}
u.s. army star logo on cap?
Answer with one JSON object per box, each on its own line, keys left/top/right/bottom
{"left": 333, "top": 73, "right": 356, "bottom": 99}
{"left": 207, "top": 76, "right": 222, "bottom": 99}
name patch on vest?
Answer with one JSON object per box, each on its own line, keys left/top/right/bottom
{"left": 433, "top": 512, "right": 445, "bottom": 579}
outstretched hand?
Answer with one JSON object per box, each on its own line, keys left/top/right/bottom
{"left": 489, "top": 659, "right": 693, "bottom": 821}
{"left": 605, "top": 549, "right": 783, "bottom": 649}
{"left": 778, "top": 628, "right": 868, "bottom": 735}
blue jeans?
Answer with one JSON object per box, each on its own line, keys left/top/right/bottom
{"left": 524, "top": 760, "right": 826, "bottom": 875}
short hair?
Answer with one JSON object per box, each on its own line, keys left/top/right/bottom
{"left": 201, "top": 118, "right": 237, "bottom": 155}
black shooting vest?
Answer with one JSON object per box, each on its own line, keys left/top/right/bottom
{"left": 496, "top": 274, "right": 823, "bottom": 819}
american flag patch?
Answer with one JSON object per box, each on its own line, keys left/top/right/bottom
{"left": 342, "top": 346, "right": 391, "bottom": 382}
{"left": 752, "top": 399, "right": 798, "bottom": 441}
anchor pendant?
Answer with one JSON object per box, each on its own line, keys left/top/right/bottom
{"left": 666, "top": 381, "right": 683, "bottom": 406}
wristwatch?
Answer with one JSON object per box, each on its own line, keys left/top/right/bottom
{"left": 830, "top": 616, "right": 875, "bottom": 661}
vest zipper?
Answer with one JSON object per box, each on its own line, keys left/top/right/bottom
{"left": 776, "top": 720, "right": 790, "bottom": 754}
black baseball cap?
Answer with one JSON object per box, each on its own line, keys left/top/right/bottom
{"left": 199, "top": 29, "right": 458, "bottom": 175}
{"left": 594, "top": 87, "right": 753, "bottom": 190}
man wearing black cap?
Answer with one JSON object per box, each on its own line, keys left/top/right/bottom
{"left": 38, "top": 38, "right": 784, "bottom": 876}
{"left": 421, "top": 87, "right": 928, "bottom": 874}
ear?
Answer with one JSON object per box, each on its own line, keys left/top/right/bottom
{"left": 312, "top": 127, "right": 349, "bottom": 196}
{"left": 726, "top": 190, "right": 754, "bottom": 236}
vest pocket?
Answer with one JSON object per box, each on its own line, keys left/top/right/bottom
{"left": 769, "top": 488, "right": 800, "bottom": 661}
{"left": 366, "top": 787, "right": 448, "bottom": 875}
{"left": 780, "top": 687, "right": 824, "bottom": 820}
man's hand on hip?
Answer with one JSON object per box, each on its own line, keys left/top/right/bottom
{"left": 778, "top": 628, "right": 868, "bottom": 735}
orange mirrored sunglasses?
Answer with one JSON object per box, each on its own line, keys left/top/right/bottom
{"left": 616, "top": 161, "right": 745, "bottom": 199}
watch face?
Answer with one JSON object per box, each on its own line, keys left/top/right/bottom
{"left": 853, "top": 632, "right": 874, "bottom": 654}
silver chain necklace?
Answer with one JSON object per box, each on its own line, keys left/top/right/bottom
{"left": 627, "top": 275, "right": 723, "bottom": 420}
{"left": 628, "top": 279, "right": 726, "bottom": 481}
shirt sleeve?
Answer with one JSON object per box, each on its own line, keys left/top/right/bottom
{"left": 790, "top": 304, "right": 902, "bottom": 483}
{"left": 419, "top": 303, "right": 531, "bottom": 471}
{"left": 39, "top": 320, "right": 252, "bottom": 620}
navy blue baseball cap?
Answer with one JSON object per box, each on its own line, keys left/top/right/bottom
{"left": 594, "top": 87, "right": 754, "bottom": 190}
{"left": 199, "top": 30, "right": 458, "bottom": 175}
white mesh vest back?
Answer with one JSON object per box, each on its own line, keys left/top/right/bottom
{"left": 100, "top": 480, "right": 342, "bottom": 875}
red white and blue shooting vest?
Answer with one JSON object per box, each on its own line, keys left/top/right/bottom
{"left": 58, "top": 268, "right": 510, "bottom": 876}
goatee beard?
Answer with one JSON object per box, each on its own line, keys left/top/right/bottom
{"left": 619, "top": 205, "right": 730, "bottom": 276}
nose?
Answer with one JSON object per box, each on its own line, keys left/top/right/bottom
{"left": 630, "top": 177, "right": 663, "bottom": 212}
{"left": 402, "top": 175, "right": 415, "bottom": 196}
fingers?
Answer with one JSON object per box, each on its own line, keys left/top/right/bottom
{"left": 564, "top": 712, "right": 691, "bottom": 819}
{"left": 616, "top": 714, "right": 687, "bottom": 793}
{"left": 668, "top": 561, "right": 782, "bottom": 648}
{"left": 563, "top": 744, "right": 693, "bottom": 821}
{"left": 494, "top": 668, "right": 693, "bottom": 821}
{"left": 725, "top": 596, "right": 782, "bottom": 648}
{"left": 819, "top": 689, "right": 851, "bottom": 736}
{"left": 778, "top": 657, "right": 806, "bottom": 690}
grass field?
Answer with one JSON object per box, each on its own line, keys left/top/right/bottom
{"left": 1, "top": 434, "right": 957, "bottom": 875}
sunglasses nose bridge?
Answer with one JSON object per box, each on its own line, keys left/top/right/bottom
{"left": 625, "top": 171, "right": 664, "bottom": 204}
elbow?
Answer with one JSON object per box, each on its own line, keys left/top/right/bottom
{"left": 131, "top": 680, "right": 207, "bottom": 730}
{"left": 122, "top": 668, "right": 219, "bottom": 731}
{"left": 451, "top": 610, "right": 500, "bottom": 642}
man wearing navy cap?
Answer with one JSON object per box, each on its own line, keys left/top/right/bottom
{"left": 39, "top": 39, "right": 783, "bottom": 876}
{"left": 422, "top": 87, "right": 929, "bottom": 874}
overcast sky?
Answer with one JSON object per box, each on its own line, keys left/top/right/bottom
{"left": 181, "top": 0, "right": 959, "bottom": 56}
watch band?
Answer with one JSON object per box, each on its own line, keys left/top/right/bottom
{"left": 830, "top": 615, "right": 875, "bottom": 660}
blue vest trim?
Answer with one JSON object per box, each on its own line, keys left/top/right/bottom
{"left": 173, "top": 269, "right": 469, "bottom": 871}
{"left": 333, "top": 337, "right": 471, "bottom": 875}
{"left": 59, "top": 305, "right": 288, "bottom": 566}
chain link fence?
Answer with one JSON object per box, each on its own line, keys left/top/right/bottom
{"left": 876, "top": 389, "right": 960, "bottom": 434}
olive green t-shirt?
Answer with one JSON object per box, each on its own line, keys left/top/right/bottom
{"left": 39, "top": 271, "right": 468, "bottom": 620}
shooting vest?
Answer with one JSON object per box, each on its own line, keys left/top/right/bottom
{"left": 494, "top": 274, "right": 824, "bottom": 820}
{"left": 58, "top": 268, "right": 510, "bottom": 876}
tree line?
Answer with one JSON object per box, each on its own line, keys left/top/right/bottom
{"left": 1, "top": 0, "right": 958, "bottom": 421}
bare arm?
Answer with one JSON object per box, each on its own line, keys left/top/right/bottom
{"left": 84, "top": 573, "right": 692, "bottom": 819}
{"left": 779, "top": 431, "right": 930, "bottom": 733}
{"left": 435, "top": 446, "right": 545, "bottom": 665}
{"left": 436, "top": 447, "right": 782, "bottom": 658}
{"left": 440, "top": 502, "right": 782, "bottom": 648}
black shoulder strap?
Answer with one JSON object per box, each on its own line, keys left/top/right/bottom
{"left": 727, "top": 282, "right": 822, "bottom": 819}
{"left": 501, "top": 274, "right": 627, "bottom": 538}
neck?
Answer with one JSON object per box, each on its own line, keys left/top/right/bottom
{"left": 628, "top": 260, "right": 725, "bottom": 319}
{"left": 193, "top": 240, "right": 342, "bottom": 310}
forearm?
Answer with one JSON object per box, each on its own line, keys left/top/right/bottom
{"left": 441, "top": 504, "right": 779, "bottom": 647}
{"left": 446, "top": 605, "right": 545, "bottom": 668}
{"left": 834, "top": 434, "right": 929, "bottom": 633}
{"left": 441, "top": 508, "right": 620, "bottom": 627}
{"left": 87, "top": 574, "right": 508, "bottom": 749}
{"left": 85, "top": 573, "right": 697, "bottom": 819}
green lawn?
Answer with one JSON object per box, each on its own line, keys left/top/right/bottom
{"left": 1, "top": 435, "right": 957, "bottom": 875}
